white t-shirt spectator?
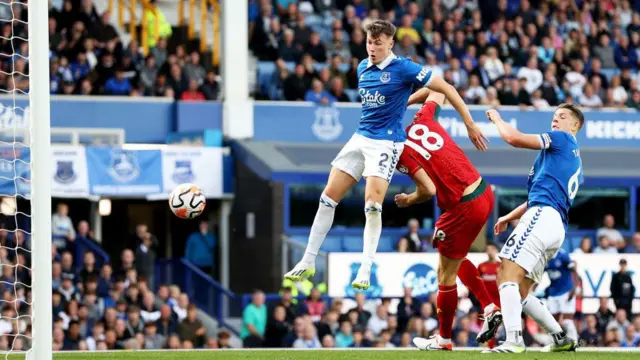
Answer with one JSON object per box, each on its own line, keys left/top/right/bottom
{"left": 484, "top": 58, "right": 505, "bottom": 82}
{"left": 517, "top": 67, "right": 543, "bottom": 93}
{"left": 612, "top": 86, "right": 628, "bottom": 104}
{"left": 593, "top": 246, "right": 618, "bottom": 254}
{"left": 52, "top": 213, "right": 75, "bottom": 250}
{"left": 564, "top": 71, "right": 587, "bottom": 98}
{"left": 597, "top": 227, "right": 625, "bottom": 245}
{"left": 367, "top": 315, "right": 388, "bottom": 336}
{"left": 532, "top": 97, "right": 550, "bottom": 109}
{"left": 578, "top": 93, "right": 603, "bottom": 107}
{"left": 465, "top": 86, "right": 487, "bottom": 104}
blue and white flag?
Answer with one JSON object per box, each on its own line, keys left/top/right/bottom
{"left": 51, "top": 145, "right": 89, "bottom": 198}
{"left": 161, "top": 147, "right": 223, "bottom": 198}
{"left": 87, "top": 147, "right": 163, "bottom": 196}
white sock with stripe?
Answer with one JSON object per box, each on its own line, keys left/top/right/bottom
{"left": 499, "top": 281, "right": 524, "bottom": 345}
{"left": 301, "top": 193, "right": 337, "bottom": 264}
{"left": 361, "top": 200, "right": 382, "bottom": 270}
{"left": 522, "top": 294, "right": 562, "bottom": 334}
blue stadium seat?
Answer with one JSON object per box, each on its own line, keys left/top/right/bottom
{"left": 600, "top": 68, "right": 619, "bottom": 82}
{"left": 377, "top": 236, "right": 395, "bottom": 252}
{"left": 344, "top": 89, "right": 359, "bottom": 102}
{"left": 342, "top": 236, "right": 363, "bottom": 252}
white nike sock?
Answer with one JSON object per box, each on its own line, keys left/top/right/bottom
{"left": 361, "top": 200, "right": 382, "bottom": 268}
{"left": 522, "top": 294, "right": 562, "bottom": 334}
{"left": 499, "top": 282, "right": 524, "bottom": 345}
{"left": 562, "top": 319, "right": 578, "bottom": 341}
{"left": 301, "top": 193, "right": 337, "bottom": 264}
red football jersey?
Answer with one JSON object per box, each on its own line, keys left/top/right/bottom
{"left": 396, "top": 101, "right": 481, "bottom": 211}
{"left": 477, "top": 260, "right": 500, "bottom": 301}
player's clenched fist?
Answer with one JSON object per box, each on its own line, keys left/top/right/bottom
{"left": 485, "top": 109, "right": 502, "bottom": 123}
{"left": 394, "top": 193, "right": 411, "bottom": 208}
{"left": 493, "top": 216, "right": 509, "bottom": 235}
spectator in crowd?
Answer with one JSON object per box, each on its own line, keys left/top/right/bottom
{"left": 611, "top": 259, "right": 636, "bottom": 318}
{"left": 241, "top": 290, "right": 267, "bottom": 348}
{"left": 200, "top": 71, "right": 220, "bottom": 100}
{"left": 623, "top": 232, "right": 640, "bottom": 253}
{"left": 304, "top": 287, "right": 326, "bottom": 323}
{"left": 573, "top": 236, "right": 593, "bottom": 254}
{"left": 184, "top": 220, "right": 216, "bottom": 276}
{"left": 367, "top": 305, "right": 389, "bottom": 336}
{"left": 607, "top": 308, "right": 630, "bottom": 342}
{"left": 181, "top": 79, "right": 206, "bottom": 101}
{"left": 397, "top": 218, "right": 424, "bottom": 253}
{"left": 305, "top": 78, "right": 336, "bottom": 105}
{"left": 52, "top": 203, "right": 75, "bottom": 252}
{"left": 597, "top": 214, "right": 626, "bottom": 250}
{"left": 293, "top": 322, "right": 321, "bottom": 348}
{"left": 179, "top": 304, "right": 207, "bottom": 348}
{"left": 580, "top": 314, "right": 603, "bottom": 347}
{"left": 594, "top": 235, "right": 618, "bottom": 254}
{"left": 264, "top": 304, "right": 290, "bottom": 347}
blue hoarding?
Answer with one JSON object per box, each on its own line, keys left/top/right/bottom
{"left": 0, "top": 96, "right": 224, "bottom": 144}
{"left": 86, "top": 147, "right": 163, "bottom": 196}
{"left": 253, "top": 102, "right": 640, "bottom": 147}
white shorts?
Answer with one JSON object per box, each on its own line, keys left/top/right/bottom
{"left": 331, "top": 133, "right": 404, "bottom": 182}
{"left": 499, "top": 206, "right": 565, "bottom": 284}
{"left": 546, "top": 292, "right": 576, "bottom": 315}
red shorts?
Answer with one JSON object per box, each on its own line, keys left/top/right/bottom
{"left": 433, "top": 180, "right": 494, "bottom": 259}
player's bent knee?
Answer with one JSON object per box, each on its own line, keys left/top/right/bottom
{"left": 364, "top": 200, "right": 382, "bottom": 217}
{"left": 497, "top": 259, "right": 526, "bottom": 284}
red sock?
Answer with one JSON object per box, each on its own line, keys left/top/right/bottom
{"left": 458, "top": 258, "right": 497, "bottom": 310}
{"left": 437, "top": 284, "right": 458, "bottom": 340}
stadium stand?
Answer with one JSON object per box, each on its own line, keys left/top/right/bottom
{"left": 250, "top": 0, "right": 640, "bottom": 110}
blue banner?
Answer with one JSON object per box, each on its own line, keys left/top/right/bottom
{"left": 253, "top": 102, "right": 640, "bottom": 147}
{"left": 86, "top": 147, "right": 163, "bottom": 196}
{"left": 176, "top": 102, "right": 223, "bottom": 132}
{"left": 0, "top": 96, "right": 179, "bottom": 143}
{"left": 0, "top": 147, "right": 29, "bottom": 196}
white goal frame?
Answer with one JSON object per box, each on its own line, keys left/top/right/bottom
{"left": 27, "top": 0, "right": 52, "bottom": 359}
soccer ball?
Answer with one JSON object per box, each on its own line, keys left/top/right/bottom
{"left": 169, "top": 183, "right": 206, "bottom": 219}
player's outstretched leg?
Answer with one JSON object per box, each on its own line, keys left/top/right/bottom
{"left": 457, "top": 258, "right": 502, "bottom": 343}
{"left": 522, "top": 294, "right": 578, "bottom": 352}
{"left": 413, "top": 254, "right": 460, "bottom": 351}
{"left": 482, "top": 259, "right": 526, "bottom": 354}
{"left": 285, "top": 168, "right": 355, "bottom": 282}
{"left": 352, "top": 176, "right": 387, "bottom": 290}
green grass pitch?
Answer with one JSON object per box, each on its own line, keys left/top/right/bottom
{"left": 5, "top": 349, "right": 640, "bottom": 360}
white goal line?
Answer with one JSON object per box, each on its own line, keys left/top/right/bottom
{"left": 0, "top": 347, "right": 635, "bottom": 355}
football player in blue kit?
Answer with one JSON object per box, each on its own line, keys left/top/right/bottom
{"left": 484, "top": 104, "right": 584, "bottom": 353}
{"left": 285, "top": 19, "right": 488, "bottom": 289}
{"left": 545, "top": 249, "right": 579, "bottom": 343}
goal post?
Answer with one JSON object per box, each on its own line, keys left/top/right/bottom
{"left": 27, "top": 0, "right": 52, "bottom": 358}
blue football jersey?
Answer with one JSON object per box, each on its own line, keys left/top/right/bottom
{"left": 545, "top": 249, "right": 575, "bottom": 297}
{"left": 356, "top": 53, "right": 433, "bottom": 142}
{"left": 527, "top": 130, "right": 583, "bottom": 227}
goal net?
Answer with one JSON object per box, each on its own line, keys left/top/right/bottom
{"left": 0, "top": 0, "right": 52, "bottom": 359}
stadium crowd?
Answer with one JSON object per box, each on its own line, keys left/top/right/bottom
{"left": 41, "top": 0, "right": 221, "bottom": 100}
{"left": 0, "top": 202, "right": 227, "bottom": 352}
{"left": 240, "top": 253, "right": 640, "bottom": 349}
{"left": 250, "top": 0, "right": 640, "bottom": 109}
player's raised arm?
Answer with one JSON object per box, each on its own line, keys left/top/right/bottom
{"left": 429, "top": 77, "right": 489, "bottom": 151}
{"left": 486, "top": 109, "right": 543, "bottom": 150}
{"left": 494, "top": 201, "right": 528, "bottom": 235}
{"left": 408, "top": 88, "right": 431, "bottom": 106}
{"left": 394, "top": 169, "right": 436, "bottom": 208}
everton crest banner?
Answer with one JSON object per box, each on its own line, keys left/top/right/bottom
{"left": 86, "top": 147, "right": 163, "bottom": 196}
{"left": 161, "top": 147, "right": 223, "bottom": 198}
{"left": 51, "top": 145, "right": 89, "bottom": 198}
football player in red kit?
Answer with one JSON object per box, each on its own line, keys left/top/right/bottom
{"left": 394, "top": 89, "right": 501, "bottom": 351}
